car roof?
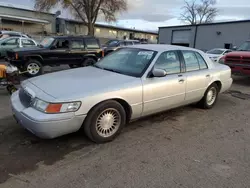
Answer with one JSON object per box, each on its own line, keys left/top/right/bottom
{"left": 208, "top": 48, "right": 228, "bottom": 51}
{"left": 51, "top": 35, "right": 97, "bottom": 39}
{"left": 127, "top": 44, "right": 203, "bottom": 53}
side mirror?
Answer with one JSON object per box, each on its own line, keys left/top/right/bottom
{"left": 152, "top": 68, "right": 167, "bottom": 77}
{"left": 232, "top": 46, "right": 237, "bottom": 50}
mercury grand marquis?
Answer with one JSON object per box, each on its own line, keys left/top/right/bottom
{"left": 11, "top": 45, "right": 233, "bottom": 143}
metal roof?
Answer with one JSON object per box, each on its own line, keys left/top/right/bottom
{"left": 59, "top": 18, "right": 158, "bottom": 35}
{"left": 159, "top": 19, "right": 250, "bottom": 29}
{"left": 0, "top": 14, "right": 50, "bottom": 24}
{"left": 0, "top": 2, "right": 55, "bottom": 15}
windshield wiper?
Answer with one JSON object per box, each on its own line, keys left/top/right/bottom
{"left": 92, "top": 65, "right": 122, "bottom": 74}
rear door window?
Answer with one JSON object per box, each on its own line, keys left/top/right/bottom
{"left": 195, "top": 52, "right": 208, "bottom": 69}
{"left": 182, "top": 51, "right": 200, "bottom": 72}
{"left": 125, "top": 41, "right": 133, "bottom": 46}
{"left": 85, "top": 38, "right": 100, "bottom": 49}
{"left": 71, "top": 39, "right": 85, "bottom": 49}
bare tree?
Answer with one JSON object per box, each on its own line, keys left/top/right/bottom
{"left": 34, "top": 0, "right": 127, "bottom": 36}
{"left": 180, "top": 0, "right": 218, "bottom": 25}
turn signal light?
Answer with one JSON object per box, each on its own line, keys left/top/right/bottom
{"left": 45, "top": 104, "right": 62, "bottom": 113}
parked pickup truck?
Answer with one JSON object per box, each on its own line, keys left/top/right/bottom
{"left": 219, "top": 40, "right": 250, "bottom": 76}
{"left": 6, "top": 36, "right": 104, "bottom": 77}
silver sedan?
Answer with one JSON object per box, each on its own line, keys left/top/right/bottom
{"left": 11, "top": 45, "right": 233, "bottom": 143}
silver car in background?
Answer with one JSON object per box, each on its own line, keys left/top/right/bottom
{"left": 11, "top": 45, "right": 233, "bottom": 143}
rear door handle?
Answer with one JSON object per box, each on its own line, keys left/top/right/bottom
{"left": 206, "top": 74, "right": 210, "bottom": 77}
{"left": 179, "top": 79, "right": 185, "bottom": 83}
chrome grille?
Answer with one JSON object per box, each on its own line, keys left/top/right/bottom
{"left": 19, "top": 88, "right": 32, "bottom": 107}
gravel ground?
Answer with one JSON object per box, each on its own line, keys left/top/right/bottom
{"left": 0, "top": 73, "right": 250, "bottom": 188}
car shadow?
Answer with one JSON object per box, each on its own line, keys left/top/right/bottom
{"left": 232, "top": 75, "right": 250, "bottom": 87}
{"left": 0, "top": 115, "right": 94, "bottom": 184}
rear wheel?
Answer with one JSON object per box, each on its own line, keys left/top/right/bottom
{"left": 24, "top": 59, "right": 43, "bottom": 77}
{"left": 82, "top": 58, "right": 96, "bottom": 67}
{"left": 198, "top": 83, "right": 219, "bottom": 109}
{"left": 83, "top": 100, "right": 126, "bottom": 143}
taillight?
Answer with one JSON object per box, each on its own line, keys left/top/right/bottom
{"left": 15, "top": 53, "right": 18, "bottom": 60}
{"left": 102, "top": 50, "right": 105, "bottom": 57}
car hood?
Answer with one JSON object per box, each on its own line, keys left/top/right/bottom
{"left": 25, "top": 66, "right": 138, "bottom": 101}
{"left": 11, "top": 46, "right": 44, "bottom": 52}
{"left": 226, "top": 51, "right": 250, "bottom": 57}
{"left": 207, "top": 53, "right": 220, "bottom": 58}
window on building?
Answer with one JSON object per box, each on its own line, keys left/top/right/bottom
{"left": 96, "top": 28, "right": 101, "bottom": 33}
{"left": 182, "top": 51, "right": 200, "bottom": 72}
{"left": 85, "top": 38, "right": 100, "bottom": 49}
{"left": 154, "top": 51, "right": 181, "bottom": 74}
{"left": 71, "top": 40, "right": 84, "bottom": 49}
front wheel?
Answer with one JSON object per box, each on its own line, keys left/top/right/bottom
{"left": 83, "top": 100, "right": 126, "bottom": 143}
{"left": 198, "top": 83, "right": 219, "bottom": 109}
{"left": 24, "top": 60, "right": 43, "bottom": 77}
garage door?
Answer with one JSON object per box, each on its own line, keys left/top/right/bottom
{"left": 172, "top": 30, "right": 191, "bottom": 47}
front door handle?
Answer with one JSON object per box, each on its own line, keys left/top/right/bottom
{"left": 179, "top": 79, "right": 185, "bottom": 83}
{"left": 206, "top": 74, "right": 210, "bottom": 78}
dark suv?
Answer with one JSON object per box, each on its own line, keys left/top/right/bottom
{"left": 6, "top": 36, "right": 104, "bottom": 77}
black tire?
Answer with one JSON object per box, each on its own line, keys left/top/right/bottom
{"left": 83, "top": 100, "right": 126, "bottom": 143}
{"left": 24, "top": 59, "right": 43, "bottom": 77}
{"left": 69, "top": 64, "right": 79, "bottom": 69}
{"left": 198, "top": 83, "right": 219, "bottom": 109}
{"left": 82, "top": 58, "right": 96, "bottom": 67}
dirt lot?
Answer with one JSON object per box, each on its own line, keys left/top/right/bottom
{"left": 0, "top": 73, "right": 250, "bottom": 188}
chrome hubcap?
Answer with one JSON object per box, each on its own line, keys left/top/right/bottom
{"left": 27, "top": 63, "right": 40, "bottom": 75}
{"left": 96, "top": 108, "right": 121, "bottom": 138}
{"left": 206, "top": 87, "right": 217, "bottom": 105}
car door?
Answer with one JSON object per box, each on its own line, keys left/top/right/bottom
{"left": 142, "top": 50, "right": 186, "bottom": 116}
{"left": 84, "top": 38, "right": 103, "bottom": 59}
{"left": 69, "top": 39, "right": 85, "bottom": 64}
{"left": 0, "top": 38, "right": 19, "bottom": 56}
{"left": 44, "top": 38, "right": 71, "bottom": 65}
{"left": 180, "top": 50, "right": 211, "bottom": 103}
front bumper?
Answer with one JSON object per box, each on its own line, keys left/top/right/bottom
{"left": 11, "top": 90, "right": 86, "bottom": 139}
{"left": 225, "top": 63, "right": 250, "bottom": 76}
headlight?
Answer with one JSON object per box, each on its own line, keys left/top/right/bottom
{"left": 218, "top": 56, "right": 225, "bottom": 64}
{"left": 32, "top": 98, "right": 81, "bottom": 113}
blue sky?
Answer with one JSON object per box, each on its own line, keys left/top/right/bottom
{"left": 1, "top": 0, "right": 250, "bottom": 31}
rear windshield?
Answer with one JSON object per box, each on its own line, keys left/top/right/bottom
{"left": 207, "top": 49, "right": 224, "bottom": 54}
{"left": 237, "top": 42, "right": 250, "bottom": 51}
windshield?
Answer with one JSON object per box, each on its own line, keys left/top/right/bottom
{"left": 237, "top": 42, "right": 250, "bottom": 51}
{"left": 105, "top": 40, "right": 119, "bottom": 47}
{"left": 95, "top": 48, "right": 157, "bottom": 77}
{"left": 40, "top": 37, "right": 55, "bottom": 48}
{"left": 207, "top": 49, "right": 224, "bottom": 54}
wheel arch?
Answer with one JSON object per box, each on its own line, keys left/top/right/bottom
{"left": 83, "top": 54, "right": 98, "bottom": 61}
{"left": 84, "top": 98, "right": 132, "bottom": 124}
{"left": 25, "top": 55, "right": 44, "bottom": 63}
